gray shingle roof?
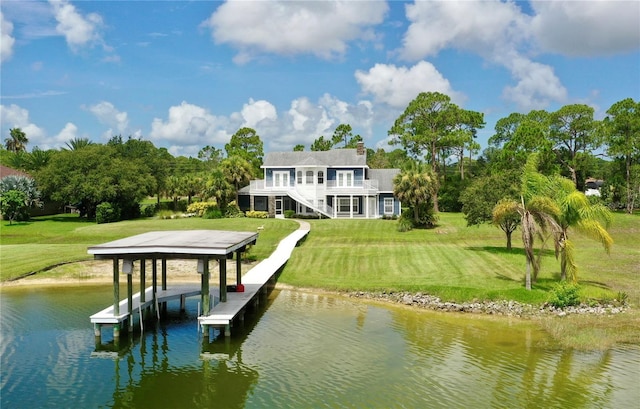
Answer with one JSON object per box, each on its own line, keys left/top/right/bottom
{"left": 263, "top": 149, "right": 367, "bottom": 168}
{"left": 368, "top": 168, "right": 400, "bottom": 192}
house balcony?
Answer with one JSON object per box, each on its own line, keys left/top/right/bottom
{"left": 249, "top": 179, "right": 379, "bottom": 196}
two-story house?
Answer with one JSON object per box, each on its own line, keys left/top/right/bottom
{"left": 239, "top": 142, "right": 401, "bottom": 219}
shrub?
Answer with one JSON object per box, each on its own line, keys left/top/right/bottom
{"left": 141, "top": 204, "right": 157, "bottom": 218}
{"left": 225, "top": 201, "right": 244, "bottom": 218}
{"left": 246, "top": 210, "right": 269, "bottom": 219}
{"left": 548, "top": 282, "right": 581, "bottom": 308}
{"left": 203, "top": 208, "right": 223, "bottom": 219}
{"left": 397, "top": 215, "right": 413, "bottom": 232}
{"left": 96, "top": 202, "right": 120, "bottom": 224}
{"left": 157, "top": 210, "right": 177, "bottom": 219}
{"left": 187, "top": 201, "right": 217, "bottom": 216}
{"left": 284, "top": 210, "right": 296, "bottom": 218}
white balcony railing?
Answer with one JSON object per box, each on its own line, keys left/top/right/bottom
{"left": 250, "top": 179, "right": 379, "bottom": 194}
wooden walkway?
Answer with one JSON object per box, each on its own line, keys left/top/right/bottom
{"left": 90, "top": 283, "right": 201, "bottom": 325}
{"left": 198, "top": 220, "right": 310, "bottom": 336}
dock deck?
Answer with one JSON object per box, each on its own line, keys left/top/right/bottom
{"left": 198, "top": 222, "right": 309, "bottom": 335}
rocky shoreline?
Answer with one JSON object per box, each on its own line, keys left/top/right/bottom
{"left": 347, "top": 290, "right": 629, "bottom": 317}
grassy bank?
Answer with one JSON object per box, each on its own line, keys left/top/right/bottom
{"left": 280, "top": 212, "right": 640, "bottom": 306}
{"left": 0, "top": 214, "right": 299, "bottom": 281}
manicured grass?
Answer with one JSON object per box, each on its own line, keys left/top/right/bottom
{"left": 3, "top": 212, "right": 637, "bottom": 307}
{"left": 280, "top": 212, "right": 640, "bottom": 306}
{"left": 0, "top": 214, "right": 299, "bottom": 281}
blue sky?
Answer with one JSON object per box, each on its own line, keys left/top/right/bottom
{"left": 1, "top": 0, "right": 639, "bottom": 158}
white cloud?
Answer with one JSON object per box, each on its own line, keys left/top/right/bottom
{"left": 355, "top": 61, "right": 463, "bottom": 108}
{"left": 400, "top": 0, "right": 527, "bottom": 60}
{"left": 149, "top": 101, "right": 231, "bottom": 147}
{"left": 397, "top": 0, "right": 567, "bottom": 110}
{"left": 531, "top": 1, "right": 640, "bottom": 56}
{"left": 0, "top": 11, "right": 15, "bottom": 63}
{"left": 318, "top": 93, "right": 374, "bottom": 137}
{"left": 202, "top": 0, "right": 388, "bottom": 63}
{"left": 0, "top": 104, "right": 46, "bottom": 146}
{"left": 49, "top": 0, "right": 103, "bottom": 51}
{"left": 84, "top": 101, "right": 129, "bottom": 133}
{"left": 54, "top": 122, "right": 78, "bottom": 144}
{"left": 149, "top": 95, "right": 378, "bottom": 155}
{"left": 238, "top": 98, "right": 278, "bottom": 129}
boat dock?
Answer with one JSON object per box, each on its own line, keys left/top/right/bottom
{"left": 88, "top": 221, "right": 309, "bottom": 342}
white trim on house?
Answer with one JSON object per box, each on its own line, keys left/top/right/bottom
{"left": 245, "top": 145, "right": 400, "bottom": 219}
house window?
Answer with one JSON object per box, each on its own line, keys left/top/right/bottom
{"left": 338, "top": 197, "right": 359, "bottom": 213}
{"left": 274, "top": 171, "right": 289, "bottom": 188}
{"left": 306, "top": 171, "right": 314, "bottom": 184}
{"left": 297, "top": 171, "right": 302, "bottom": 184}
{"left": 318, "top": 171, "right": 324, "bottom": 184}
{"left": 337, "top": 171, "right": 353, "bottom": 187}
{"left": 384, "top": 198, "right": 394, "bottom": 215}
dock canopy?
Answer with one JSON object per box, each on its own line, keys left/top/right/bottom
{"left": 88, "top": 230, "right": 258, "bottom": 260}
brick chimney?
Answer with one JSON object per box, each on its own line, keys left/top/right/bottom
{"left": 356, "top": 141, "right": 365, "bottom": 155}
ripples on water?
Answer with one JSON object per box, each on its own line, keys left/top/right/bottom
{"left": 1, "top": 287, "right": 639, "bottom": 408}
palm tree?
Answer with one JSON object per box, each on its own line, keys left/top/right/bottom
{"left": 182, "top": 174, "right": 204, "bottom": 205}
{"left": 493, "top": 196, "right": 561, "bottom": 290}
{"left": 550, "top": 177, "right": 613, "bottom": 282}
{"left": 221, "top": 155, "right": 253, "bottom": 204}
{"left": 25, "top": 147, "right": 53, "bottom": 172}
{"left": 493, "top": 154, "right": 563, "bottom": 290}
{"left": 64, "top": 137, "right": 94, "bottom": 151}
{"left": 164, "top": 175, "right": 184, "bottom": 210}
{"left": 5, "top": 128, "right": 28, "bottom": 153}
{"left": 205, "top": 170, "right": 234, "bottom": 210}
{"left": 393, "top": 161, "right": 437, "bottom": 227}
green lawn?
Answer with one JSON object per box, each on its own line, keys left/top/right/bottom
{"left": 0, "top": 214, "right": 299, "bottom": 281}
{"left": 279, "top": 212, "right": 640, "bottom": 306}
{"left": 1, "top": 212, "right": 638, "bottom": 307}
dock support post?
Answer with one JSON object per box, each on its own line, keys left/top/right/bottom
{"left": 224, "top": 324, "right": 231, "bottom": 337}
{"left": 113, "top": 323, "right": 120, "bottom": 339}
{"left": 113, "top": 257, "right": 120, "bottom": 316}
{"left": 220, "top": 258, "right": 227, "bottom": 302}
{"left": 202, "top": 324, "right": 209, "bottom": 339}
{"left": 201, "top": 257, "right": 210, "bottom": 315}
{"left": 94, "top": 323, "right": 101, "bottom": 338}
{"left": 161, "top": 258, "right": 167, "bottom": 291}
{"left": 127, "top": 271, "right": 133, "bottom": 330}
{"left": 140, "top": 259, "right": 146, "bottom": 303}
{"left": 152, "top": 257, "right": 158, "bottom": 316}
{"left": 180, "top": 294, "right": 186, "bottom": 311}
{"left": 236, "top": 249, "right": 242, "bottom": 286}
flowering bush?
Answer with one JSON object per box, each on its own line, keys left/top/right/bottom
{"left": 186, "top": 201, "right": 218, "bottom": 217}
{"left": 246, "top": 210, "right": 268, "bottom": 219}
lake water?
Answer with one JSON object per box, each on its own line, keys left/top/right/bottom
{"left": 1, "top": 285, "right": 639, "bottom": 408}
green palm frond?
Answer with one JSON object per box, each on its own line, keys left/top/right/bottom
{"left": 563, "top": 239, "right": 579, "bottom": 283}
{"left": 576, "top": 219, "right": 614, "bottom": 254}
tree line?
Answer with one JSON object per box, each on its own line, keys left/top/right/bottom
{"left": 1, "top": 127, "right": 263, "bottom": 221}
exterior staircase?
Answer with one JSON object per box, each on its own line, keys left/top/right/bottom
{"left": 286, "top": 189, "right": 333, "bottom": 218}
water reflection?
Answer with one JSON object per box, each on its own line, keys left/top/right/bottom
{"left": 389, "top": 308, "right": 631, "bottom": 408}
{"left": 1, "top": 286, "right": 638, "bottom": 408}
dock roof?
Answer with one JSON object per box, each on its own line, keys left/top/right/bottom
{"left": 88, "top": 230, "right": 258, "bottom": 260}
